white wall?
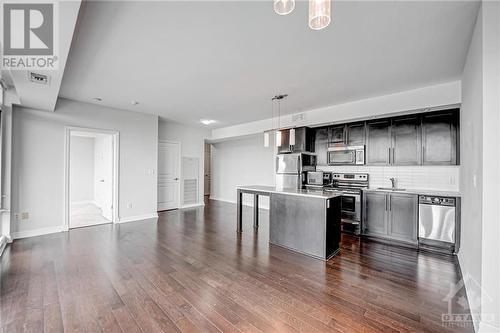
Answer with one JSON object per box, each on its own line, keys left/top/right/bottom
{"left": 11, "top": 98, "right": 158, "bottom": 238}
{"left": 479, "top": 1, "right": 500, "bottom": 331}
{"left": 460, "top": 5, "right": 483, "bottom": 330}
{"left": 211, "top": 134, "right": 275, "bottom": 208}
{"left": 158, "top": 119, "right": 210, "bottom": 206}
{"left": 69, "top": 136, "right": 95, "bottom": 203}
{"left": 460, "top": 3, "right": 500, "bottom": 332}
{"left": 321, "top": 165, "right": 459, "bottom": 192}
{"left": 212, "top": 81, "right": 461, "bottom": 141}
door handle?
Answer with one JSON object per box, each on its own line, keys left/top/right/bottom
{"left": 99, "top": 179, "right": 105, "bottom": 183}
{"left": 174, "top": 178, "right": 179, "bottom": 181}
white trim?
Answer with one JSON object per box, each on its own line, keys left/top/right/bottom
{"left": 0, "top": 235, "right": 7, "bottom": 256}
{"left": 158, "top": 140, "right": 182, "bottom": 210}
{"left": 116, "top": 213, "right": 158, "bottom": 224}
{"left": 12, "top": 225, "right": 66, "bottom": 240}
{"left": 181, "top": 203, "right": 205, "bottom": 209}
{"left": 64, "top": 127, "right": 120, "bottom": 230}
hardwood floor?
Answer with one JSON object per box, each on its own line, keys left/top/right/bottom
{"left": 1, "top": 200, "right": 473, "bottom": 333}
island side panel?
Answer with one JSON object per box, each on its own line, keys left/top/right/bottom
{"left": 326, "top": 196, "right": 342, "bottom": 258}
{"left": 269, "top": 193, "right": 327, "bottom": 259}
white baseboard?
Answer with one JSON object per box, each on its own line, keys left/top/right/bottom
{"left": 116, "top": 213, "right": 158, "bottom": 224}
{"left": 209, "top": 197, "right": 270, "bottom": 210}
{"left": 181, "top": 203, "right": 204, "bottom": 209}
{"left": 0, "top": 236, "right": 7, "bottom": 256}
{"left": 12, "top": 225, "right": 66, "bottom": 240}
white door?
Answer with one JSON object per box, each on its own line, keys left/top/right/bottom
{"left": 158, "top": 141, "right": 180, "bottom": 211}
{"left": 95, "top": 135, "right": 114, "bottom": 220}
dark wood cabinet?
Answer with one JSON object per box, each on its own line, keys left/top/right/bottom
{"left": 366, "top": 120, "right": 391, "bottom": 165}
{"left": 313, "top": 109, "right": 459, "bottom": 166}
{"left": 387, "top": 193, "right": 418, "bottom": 243}
{"left": 422, "top": 111, "right": 458, "bottom": 165}
{"left": 363, "top": 191, "right": 417, "bottom": 245}
{"left": 363, "top": 192, "right": 388, "bottom": 236}
{"left": 391, "top": 116, "right": 421, "bottom": 165}
{"left": 278, "top": 127, "right": 315, "bottom": 154}
{"left": 315, "top": 127, "right": 329, "bottom": 165}
{"left": 346, "top": 122, "right": 365, "bottom": 146}
{"left": 329, "top": 125, "right": 346, "bottom": 144}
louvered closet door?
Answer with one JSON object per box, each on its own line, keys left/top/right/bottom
{"left": 158, "top": 141, "right": 180, "bottom": 211}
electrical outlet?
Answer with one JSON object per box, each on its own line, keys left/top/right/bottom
{"left": 21, "top": 212, "right": 29, "bottom": 220}
{"left": 14, "top": 213, "right": 20, "bottom": 220}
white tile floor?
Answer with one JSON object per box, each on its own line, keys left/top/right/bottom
{"left": 70, "top": 202, "right": 110, "bottom": 229}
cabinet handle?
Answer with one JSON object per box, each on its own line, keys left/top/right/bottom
{"left": 389, "top": 196, "right": 392, "bottom": 211}
{"left": 388, "top": 148, "right": 391, "bottom": 164}
{"left": 385, "top": 195, "right": 388, "bottom": 211}
{"left": 392, "top": 147, "right": 395, "bottom": 164}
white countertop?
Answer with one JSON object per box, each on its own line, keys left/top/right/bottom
{"left": 238, "top": 185, "right": 341, "bottom": 199}
{"left": 363, "top": 188, "right": 461, "bottom": 197}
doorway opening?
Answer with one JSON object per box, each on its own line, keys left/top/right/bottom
{"left": 204, "top": 142, "right": 212, "bottom": 200}
{"left": 65, "top": 128, "right": 118, "bottom": 229}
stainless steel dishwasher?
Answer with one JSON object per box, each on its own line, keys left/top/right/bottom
{"left": 418, "top": 196, "right": 460, "bottom": 254}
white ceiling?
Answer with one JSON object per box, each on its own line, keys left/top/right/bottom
{"left": 59, "top": 1, "right": 479, "bottom": 128}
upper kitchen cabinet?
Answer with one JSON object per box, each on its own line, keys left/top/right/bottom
{"left": 346, "top": 122, "right": 366, "bottom": 146}
{"left": 391, "top": 116, "right": 421, "bottom": 165}
{"left": 421, "top": 110, "right": 459, "bottom": 165}
{"left": 278, "top": 127, "right": 315, "bottom": 154}
{"left": 366, "top": 120, "right": 391, "bottom": 165}
{"left": 315, "top": 127, "right": 329, "bottom": 165}
{"left": 329, "top": 125, "right": 346, "bottom": 144}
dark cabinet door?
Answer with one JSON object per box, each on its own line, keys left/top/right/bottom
{"left": 315, "top": 127, "right": 329, "bottom": 165}
{"left": 363, "top": 192, "right": 388, "bottom": 236}
{"left": 329, "top": 125, "right": 346, "bottom": 144}
{"left": 346, "top": 122, "right": 366, "bottom": 146}
{"left": 388, "top": 193, "right": 418, "bottom": 243}
{"left": 366, "top": 120, "right": 391, "bottom": 165}
{"left": 422, "top": 111, "right": 458, "bottom": 165}
{"left": 392, "top": 116, "right": 421, "bottom": 165}
{"left": 277, "top": 129, "right": 292, "bottom": 154}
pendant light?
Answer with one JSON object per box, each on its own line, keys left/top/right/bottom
{"left": 309, "top": 0, "right": 331, "bottom": 30}
{"left": 289, "top": 128, "right": 296, "bottom": 146}
{"left": 276, "top": 97, "right": 282, "bottom": 147}
{"left": 274, "top": 0, "right": 295, "bottom": 15}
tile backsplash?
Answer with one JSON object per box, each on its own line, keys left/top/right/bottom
{"left": 318, "top": 165, "right": 460, "bottom": 191}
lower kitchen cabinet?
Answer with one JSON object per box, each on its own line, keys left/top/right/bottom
{"left": 362, "top": 191, "right": 418, "bottom": 244}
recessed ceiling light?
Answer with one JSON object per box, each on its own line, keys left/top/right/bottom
{"left": 131, "top": 101, "right": 139, "bottom": 105}
{"left": 92, "top": 97, "right": 102, "bottom": 102}
{"left": 201, "top": 119, "right": 216, "bottom": 125}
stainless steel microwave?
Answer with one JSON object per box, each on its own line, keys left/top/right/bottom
{"left": 327, "top": 145, "right": 365, "bottom": 165}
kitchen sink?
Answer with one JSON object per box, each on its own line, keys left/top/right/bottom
{"left": 377, "top": 187, "right": 406, "bottom": 191}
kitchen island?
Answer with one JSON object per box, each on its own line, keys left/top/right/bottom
{"left": 237, "top": 185, "right": 342, "bottom": 260}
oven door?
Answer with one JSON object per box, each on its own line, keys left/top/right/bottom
{"left": 340, "top": 193, "right": 361, "bottom": 223}
{"left": 328, "top": 150, "right": 356, "bottom": 165}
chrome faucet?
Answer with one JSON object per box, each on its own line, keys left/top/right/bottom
{"left": 390, "top": 177, "right": 396, "bottom": 190}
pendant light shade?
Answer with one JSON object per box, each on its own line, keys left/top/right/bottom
{"left": 264, "top": 131, "right": 270, "bottom": 147}
{"left": 309, "top": 0, "right": 331, "bottom": 30}
{"left": 289, "top": 128, "right": 296, "bottom": 146}
{"left": 276, "top": 130, "right": 282, "bottom": 147}
{"left": 274, "top": 0, "right": 295, "bottom": 15}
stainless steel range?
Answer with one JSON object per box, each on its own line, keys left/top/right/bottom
{"left": 324, "top": 173, "right": 369, "bottom": 234}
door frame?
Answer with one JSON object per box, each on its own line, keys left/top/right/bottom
{"left": 158, "top": 139, "right": 182, "bottom": 211}
{"left": 63, "top": 126, "right": 120, "bottom": 230}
